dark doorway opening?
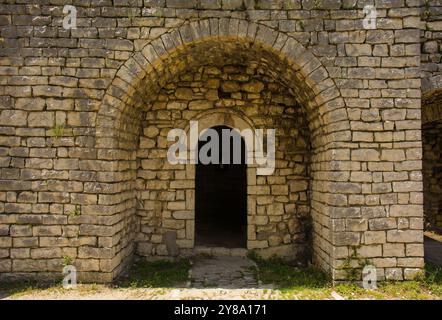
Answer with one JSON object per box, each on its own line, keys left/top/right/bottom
{"left": 195, "top": 126, "right": 247, "bottom": 248}
{"left": 423, "top": 120, "right": 442, "bottom": 234}
{"left": 423, "top": 119, "right": 442, "bottom": 267}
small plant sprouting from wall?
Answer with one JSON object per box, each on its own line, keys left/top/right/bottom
{"left": 341, "top": 246, "right": 370, "bottom": 282}
{"left": 52, "top": 122, "right": 65, "bottom": 139}
{"left": 314, "top": 0, "right": 322, "bottom": 10}
{"left": 127, "top": 8, "right": 137, "bottom": 24}
{"left": 67, "top": 205, "right": 81, "bottom": 217}
{"left": 424, "top": 0, "right": 431, "bottom": 20}
{"left": 298, "top": 20, "right": 305, "bottom": 31}
{"left": 62, "top": 255, "right": 73, "bottom": 266}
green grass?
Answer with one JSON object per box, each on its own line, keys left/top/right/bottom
{"left": 51, "top": 123, "right": 65, "bottom": 138}
{"left": 249, "top": 253, "right": 333, "bottom": 299}
{"left": 423, "top": 263, "right": 442, "bottom": 296}
{"left": 1, "top": 259, "right": 191, "bottom": 298}
{"left": 2, "top": 259, "right": 442, "bottom": 300}
{"left": 118, "top": 259, "right": 191, "bottom": 288}
{"left": 250, "top": 254, "right": 330, "bottom": 290}
{"left": 250, "top": 252, "right": 442, "bottom": 300}
{"left": 0, "top": 279, "right": 58, "bottom": 298}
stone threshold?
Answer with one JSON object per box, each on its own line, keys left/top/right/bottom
{"left": 193, "top": 246, "right": 248, "bottom": 257}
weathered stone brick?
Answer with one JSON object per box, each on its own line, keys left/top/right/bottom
{"left": 387, "top": 230, "right": 422, "bottom": 243}
{"left": 28, "top": 112, "right": 55, "bottom": 128}
{"left": 364, "top": 231, "right": 386, "bottom": 244}
{"left": 0, "top": 110, "right": 27, "bottom": 126}
{"left": 10, "top": 225, "right": 32, "bottom": 237}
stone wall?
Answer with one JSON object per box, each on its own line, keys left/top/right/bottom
{"left": 0, "top": 0, "right": 425, "bottom": 282}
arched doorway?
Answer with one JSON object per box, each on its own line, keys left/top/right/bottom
{"left": 94, "top": 18, "right": 354, "bottom": 281}
{"left": 195, "top": 126, "right": 247, "bottom": 248}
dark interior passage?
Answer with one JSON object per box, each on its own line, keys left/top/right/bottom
{"left": 423, "top": 120, "right": 442, "bottom": 233}
{"left": 195, "top": 126, "right": 247, "bottom": 248}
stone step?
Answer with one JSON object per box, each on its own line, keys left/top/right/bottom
{"left": 189, "top": 256, "right": 260, "bottom": 289}
{"left": 193, "top": 246, "right": 248, "bottom": 257}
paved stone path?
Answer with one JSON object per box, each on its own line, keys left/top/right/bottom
{"left": 424, "top": 236, "right": 442, "bottom": 266}
{"left": 189, "top": 256, "right": 261, "bottom": 289}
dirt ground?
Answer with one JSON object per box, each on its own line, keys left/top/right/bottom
{"left": 1, "top": 285, "right": 282, "bottom": 300}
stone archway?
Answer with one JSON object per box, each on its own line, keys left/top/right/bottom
{"left": 94, "top": 18, "right": 350, "bottom": 280}
{"left": 422, "top": 89, "right": 442, "bottom": 233}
